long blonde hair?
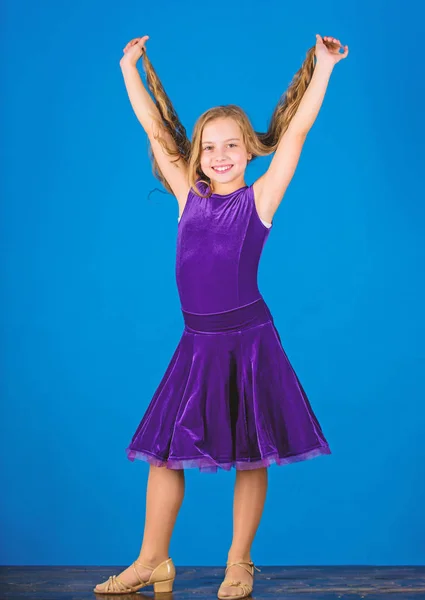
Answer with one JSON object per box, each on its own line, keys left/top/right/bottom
{"left": 141, "top": 41, "right": 332, "bottom": 199}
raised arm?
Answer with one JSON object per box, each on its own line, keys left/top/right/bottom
{"left": 120, "top": 36, "right": 190, "bottom": 207}
{"left": 254, "top": 34, "right": 349, "bottom": 223}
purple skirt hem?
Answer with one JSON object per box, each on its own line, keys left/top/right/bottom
{"left": 125, "top": 445, "right": 331, "bottom": 473}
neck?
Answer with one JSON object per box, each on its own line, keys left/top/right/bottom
{"left": 210, "top": 177, "right": 247, "bottom": 195}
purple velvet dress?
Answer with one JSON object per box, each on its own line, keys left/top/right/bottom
{"left": 126, "top": 180, "right": 331, "bottom": 473}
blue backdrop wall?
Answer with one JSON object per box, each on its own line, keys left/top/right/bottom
{"left": 2, "top": 0, "right": 424, "bottom": 566}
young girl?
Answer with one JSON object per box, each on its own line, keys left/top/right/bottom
{"left": 94, "top": 33, "right": 348, "bottom": 598}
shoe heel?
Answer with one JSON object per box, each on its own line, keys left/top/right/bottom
{"left": 154, "top": 578, "right": 174, "bottom": 593}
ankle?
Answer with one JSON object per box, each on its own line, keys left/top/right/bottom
{"left": 137, "top": 552, "right": 170, "bottom": 567}
{"left": 227, "top": 553, "right": 252, "bottom": 565}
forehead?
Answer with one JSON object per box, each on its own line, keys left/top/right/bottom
{"left": 201, "top": 118, "right": 241, "bottom": 142}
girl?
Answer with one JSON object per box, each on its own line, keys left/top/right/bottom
{"left": 94, "top": 33, "right": 348, "bottom": 598}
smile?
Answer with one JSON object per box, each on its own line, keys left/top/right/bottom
{"left": 212, "top": 165, "right": 233, "bottom": 173}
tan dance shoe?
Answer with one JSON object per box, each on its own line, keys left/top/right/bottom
{"left": 93, "top": 556, "right": 175, "bottom": 594}
{"left": 217, "top": 559, "right": 261, "bottom": 600}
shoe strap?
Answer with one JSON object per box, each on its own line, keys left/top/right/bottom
{"left": 108, "top": 574, "right": 133, "bottom": 592}
{"left": 225, "top": 560, "right": 261, "bottom": 575}
{"left": 221, "top": 579, "right": 253, "bottom": 593}
{"left": 134, "top": 558, "right": 155, "bottom": 570}
{"left": 131, "top": 558, "right": 158, "bottom": 585}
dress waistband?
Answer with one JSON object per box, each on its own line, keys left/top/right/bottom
{"left": 182, "top": 297, "right": 273, "bottom": 334}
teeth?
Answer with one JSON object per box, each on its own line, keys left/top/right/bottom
{"left": 213, "top": 165, "right": 232, "bottom": 172}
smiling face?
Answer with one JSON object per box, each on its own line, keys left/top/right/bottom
{"left": 200, "top": 118, "right": 252, "bottom": 192}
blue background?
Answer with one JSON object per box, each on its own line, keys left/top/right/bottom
{"left": 2, "top": 0, "right": 424, "bottom": 567}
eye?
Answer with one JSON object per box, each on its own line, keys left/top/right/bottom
{"left": 228, "top": 143, "right": 237, "bottom": 148}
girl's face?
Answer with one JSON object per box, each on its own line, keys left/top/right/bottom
{"left": 200, "top": 118, "right": 252, "bottom": 187}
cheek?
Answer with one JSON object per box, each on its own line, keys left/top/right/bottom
{"left": 232, "top": 151, "right": 247, "bottom": 165}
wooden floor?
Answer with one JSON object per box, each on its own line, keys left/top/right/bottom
{"left": 0, "top": 566, "right": 424, "bottom": 599}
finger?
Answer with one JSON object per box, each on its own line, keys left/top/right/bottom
{"left": 137, "top": 35, "right": 149, "bottom": 49}
{"left": 124, "top": 38, "right": 139, "bottom": 50}
{"left": 337, "top": 46, "right": 349, "bottom": 60}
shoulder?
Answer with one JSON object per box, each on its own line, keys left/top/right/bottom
{"left": 193, "top": 178, "right": 210, "bottom": 194}
{"left": 178, "top": 179, "right": 209, "bottom": 219}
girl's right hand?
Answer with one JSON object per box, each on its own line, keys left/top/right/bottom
{"left": 120, "top": 35, "right": 149, "bottom": 68}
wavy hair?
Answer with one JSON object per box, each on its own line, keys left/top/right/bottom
{"left": 141, "top": 40, "right": 337, "bottom": 199}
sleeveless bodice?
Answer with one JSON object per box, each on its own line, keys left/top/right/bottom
{"left": 176, "top": 181, "right": 272, "bottom": 314}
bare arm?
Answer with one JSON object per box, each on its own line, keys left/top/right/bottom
{"left": 253, "top": 61, "right": 333, "bottom": 221}
{"left": 120, "top": 37, "right": 189, "bottom": 206}
{"left": 121, "top": 62, "right": 162, "bottom": 132}
{"left": 254, "top": 35, "right": 348, "bottom": 223}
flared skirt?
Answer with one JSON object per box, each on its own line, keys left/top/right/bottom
{"left": 126, "top": 297, "right": 331, "bottom": 473}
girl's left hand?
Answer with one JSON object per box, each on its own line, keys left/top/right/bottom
{"left": 315, "top": 34, "right": 349, "bottom": 66}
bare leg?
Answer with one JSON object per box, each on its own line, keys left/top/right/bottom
{"left": 139, "top": 464, "right": 185, "bottom": 561}
{"left": 94, "top": 465, "right": 185, "bottom": 592}
{"left": 219, "top": 467, "right": 268, "bottom": 597}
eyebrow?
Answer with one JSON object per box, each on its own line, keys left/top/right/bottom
{"left": 202, "top": 138, "right": 240, "bottom": 144}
